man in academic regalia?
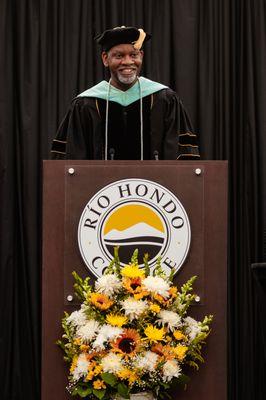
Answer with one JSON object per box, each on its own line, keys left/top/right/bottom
{"left": 51, "top": 26, "right": 200, "bottom": 160}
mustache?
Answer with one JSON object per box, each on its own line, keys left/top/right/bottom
{"left": 118, "top": 67, "right": 137, "bottom": 71}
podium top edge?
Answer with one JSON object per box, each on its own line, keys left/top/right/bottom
{"left": 43, "top": 160, "right": 228, "bottom": 165}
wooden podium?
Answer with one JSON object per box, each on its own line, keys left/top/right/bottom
{"left": 42, "top": 160, "right": 227, "bottom": 400}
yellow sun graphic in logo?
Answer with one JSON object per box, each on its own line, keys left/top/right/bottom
{"left": 103, "top": 204, "right": 164, "bottom": 235}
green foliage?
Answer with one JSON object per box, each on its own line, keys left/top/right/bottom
{"left": 101, "top": 373, "right": 118, "bottom": 387}
{"left": 92, "top": 389, "right": 106, "bottom": 399}
{"left": 168, "top": 267, "right": 175, "bottom": 282}
{"left": 143, "top": 253, "right": 150, "bottom": 277}
{"left": 104, "top": 246, "right": 121, "bottom": 276}
{"left": 72, "top": 271, "right": 91, "bottom": 301}
{"left": 117, "top": 382, "right": 130, "bottom": 398}
{"left": 175, "top": 275, "right": 197, "bottom": 316}
{"left": 130, "top": 248, "right": 139, "bottom": 264}
{"left": 56, "top": 312, "right": 77, "bottom": 363}
{"left": 175, "top": 373, "right": 190, "bottom": 387}
{"left": 152, "top": 256, "right": 167, "bottom": 278}
{"left": 72, "top": 385, "right": 92, "bottom": 397}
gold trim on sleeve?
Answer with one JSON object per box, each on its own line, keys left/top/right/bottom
{"left": 50, "top": 150, "right": 66, "bottom": 155}
{"left": 179, "top": 132, "right": 197, "bottom": 137}
{"left": 150, "top": 94, "right": 154, "bottom": 110}
{"left": 53, "top": 139, "right": 67, "bottom": 143}
{"left": 95, "top": 99, "right": 101, "bottom": 117}
{"left": 177, "top": 153, "right": 200, "bottom": 159}
{"left": 178, "top": 143, "right": 199, "bottom": 148}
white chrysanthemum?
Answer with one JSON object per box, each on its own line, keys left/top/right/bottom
{"left": 135, "top": 351, "right": 159, "bottom": 372}
{"left": 71, "top": 353, "right": 90, "bottom": 381}
{"left": 120, "top": 298, "right": 148, "bottom": 321}
{"left": 184, "top": 316, "right": 201, "bottom": 341}
{"left": 101, "top": 352, "right": 123, "bottom": 373}
{"left": 66, "top": 308, "right": 87, "bottom": 328}
{"left": 76, "top": 319, "right": 99, "bottom": 342}
{"left": 95, "top": 274, "right": 122, "bottom": 297}
{"left": 142, "top": 276, "right": 170, "bottom": 298}
{"left": 92, "top": 324, "right": 122, "bottom": 349}
{"left": 157, "top": 310, "right": 181, "bottom": 331}
{"left": 162, "top": 360, "right": 181, "bottom": 382}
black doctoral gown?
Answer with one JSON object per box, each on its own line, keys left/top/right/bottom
{"left": 51, "top": 87, "right": 200, "bottom": 160}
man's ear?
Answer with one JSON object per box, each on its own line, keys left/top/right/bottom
{"left": 101, "top": 52, "right": 109, "bottom": 67}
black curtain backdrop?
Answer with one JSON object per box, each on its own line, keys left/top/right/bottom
{"left": 1, "top": 0, "right": 266, "bottom": 399}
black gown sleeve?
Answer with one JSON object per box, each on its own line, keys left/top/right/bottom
{"left": 151, "top": 89, "right": 200, "bottom": 160}
{"left": 50, "top": 98, "right": 94, "bottom": 160}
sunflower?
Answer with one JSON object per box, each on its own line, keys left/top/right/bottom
{"left": 90, "top": 292, "right": 113, "bottom": 310}
{"left": 112, "top": 329, "right": 141, "bottom": 357}
{"left": 106, "top": 313, "right": 128, "bottom": 327}
{"left": 123, "top": 277, "right": 143, "bottom": 294}
{"left": 121, "top": 264, "right": 145, "bottom": 279}
{"left": 144, "top": 325, "right": 165, "bottom": 342}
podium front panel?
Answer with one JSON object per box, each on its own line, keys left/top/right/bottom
{"left": 42, "top": 160, "right": 227, "bottom": 400}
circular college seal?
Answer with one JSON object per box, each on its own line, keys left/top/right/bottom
{"left": 78, "top": 179, "right": 191, "bottom": 277}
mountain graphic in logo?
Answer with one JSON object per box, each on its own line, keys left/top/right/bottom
{"left": 101, "top": 203, "right": 167, "bottom": 264}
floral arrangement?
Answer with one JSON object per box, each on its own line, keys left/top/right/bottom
{"left": 57, "top": 249, "right": 212, "bottom": 400}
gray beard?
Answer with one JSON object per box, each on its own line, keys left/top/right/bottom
{"left": 117, "top": 71, "right": 137, "bottom": 85}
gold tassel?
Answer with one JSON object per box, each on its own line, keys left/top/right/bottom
{"left": 133, "top": 29, "right": 146, "bottom": 50}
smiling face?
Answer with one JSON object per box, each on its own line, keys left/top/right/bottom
{"left": 102, "top": 44, "right": 143, "bottom": 91}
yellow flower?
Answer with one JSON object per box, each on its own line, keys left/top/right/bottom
{"left": 173, "top": 330, "right": 187, "bottom": 341}
{"left": 151, "top": 343, "right": 175, "bottom": 360}
{"left": 85, "top": 370, "right": 95, "bottom": 381}
{"left": 128, "top": 371, "right": 139, "bottom": 385}
{"left": 90, "top": 292, "right": 113, "bottom": 310}
{"left": 173, "top": 345, "right": 188, "bottom": 361}
{"left": 85, "top": 361, "right": 103, "bottom": 381}
{"left": 117, "top": 367, "right": 132, "bottom": 380}
{"left": 144, "top": 325, "right": 165, "bottom": 342}
{"left": 153, "top": 293, "right": 167, "bottom": 304}
{"left": 106, "top": 313, "right": 128, "bottom": 327}
{"left": 73, "top": 338, "right": 81, "bottom": 345}
{"left": 169, "top": 286, "right": 178, "bottom": 298}
{"left": 133, "top": 291, "right": 148, "bottom": 300}
{"left": 93, "top": 365, "right": 103, "bottom": 376}
{"left": 117, "top": 368, "right": 138, "bottom": 386}
{"left": 93, "top": 379, "right": 106, "bottom": 390}
{"left": 70, "top": 355, "right": 78, "bottom": 373}
{"left": 80, "top": 344, "right": 89, "bottom": 352}
{"left": 149, "top": 303, "right": 161, "bottom": 313}
{"left": 121, "top": 264, "right": 145, "bottom": 279}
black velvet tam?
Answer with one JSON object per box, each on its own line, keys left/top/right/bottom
{"left": 95, "top": 26, "right": 151, "bottom": 51}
